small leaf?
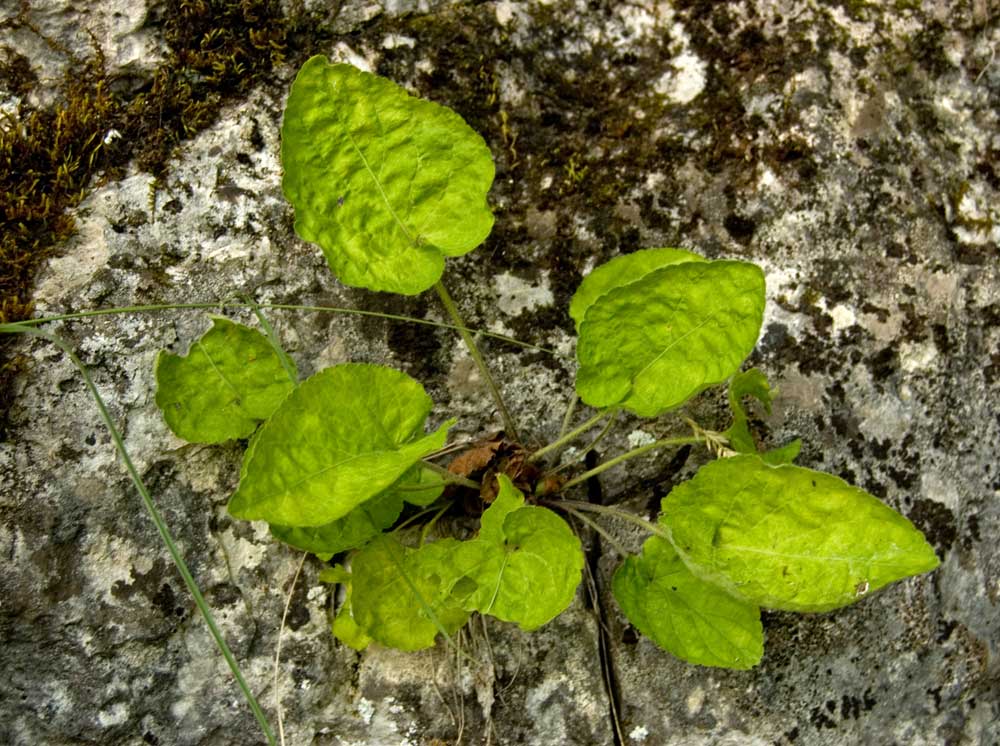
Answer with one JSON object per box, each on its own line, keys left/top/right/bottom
{"left": 722, "top": 370, "right": 800, "bottom": 463}
{"left": 228, "top": 364, "right": 453, "bottom": 527}
{"left": 351, "top": 535, "right": 469, "bottom": 651}
{"left": 333, "top": 590, "right": 372, "bottom": 651}
{"left": 724, "top": 368, "right": 774, "bottom": 453}
{"left": 575, "top": 260, "right": 765, "bottom": 417}
{"left": 395, "top": 464, "right": 446, "bottom": 507}
{"left": 569, "top": 247, "right": 705, "bottom": 332}
{"left": 282, "top": 56, "right": 495, "bottom": 294}
{"left": 155, "top": 317, "right": 296, "bottom": 443}
{"left": 613, "top": 536, "right": 763, "bottom": 669}
{"left": 451, "top": 476, "right": 584, "bottom": 630}
{"left": 662, "top": 455, "right": 940, "bottom": 612}
{"left": 761, "top": 438, "right": 802, "bottom": 465}
{"left": 320, "top": 567, "right": 372, "bottom": 651}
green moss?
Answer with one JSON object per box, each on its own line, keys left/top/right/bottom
{"left": 0, "top": 0, "right": 321, "bottom": 430}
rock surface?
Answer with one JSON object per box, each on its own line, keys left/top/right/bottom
{"left": 1, "top": 1, "right": 998, "bottom": 745}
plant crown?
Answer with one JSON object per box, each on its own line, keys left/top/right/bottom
{"left": 153, "top": 55, "right": 939, "bottom": 669}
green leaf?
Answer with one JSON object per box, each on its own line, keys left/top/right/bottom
{"left": 333, "top": 589, "right": 372, "bottom": 651}
{"left": 154, "top": 316, "right": 297, "bottom": 443}
{"left": 575, "top": 260, "right": 766, "bottom": 417}
{"left": 270, "top": 489, "right": 404, "bottom": 560}
{"left": 269, "top": 464, "right": 444, "bottom": 557}
{"left": 722, "top": 369, "right": 800, "bottom": 464}
{"left": 662, "top": 455, "right": 940, "bottom": 612}
{"left": 281, "top": 56, "right": 495, "bottom": 295}
{"left": 569, "top": 247, "right": 705, "bottom": 332}
{"left": 451, "top": 476, "right": 584, "bottom": 630}
{"left": 395, "top": 464, "right": 446, "bottom": 507}
{"left": 320, "top": 566, "right": 372, "bottom": 650}
{"left": 351, "top": 535, "right": 469, "bottom": 651}
{"left": 761, "top": 438, "right": 802, "bottom": 465}
{"left": 613, "top": 536, "right": 763, "bottom": 669}
{"left": 228, "top": 363, "right": 453, "bottom": 527}
{"left": 724, "top": 368, "right": 773, "bottom": 453}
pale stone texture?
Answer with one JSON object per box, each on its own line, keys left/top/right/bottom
{"left": 2, "top": 0, "right": 999, "bottom": 745}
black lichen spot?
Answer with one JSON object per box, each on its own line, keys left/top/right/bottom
{"left": 907, "top": 498, "right": 957, "bottom": 554}
{"left": 809, "top": 705, "right": 838, "bottom": 730}
{"left": 723, "top": 213, "right": 756, "bottom": 243}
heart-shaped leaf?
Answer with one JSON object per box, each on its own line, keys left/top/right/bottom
{"left": 451, "top": 476, "right": 584, "bottom": 630}
{"left": 575, "top": 260, "right": 765, "bottom": 417}
{"left": 281, "top": 56, "right": 495, "bottom": 294}
{"left": 155, "top": 316, "right": 296, "bottom": 443}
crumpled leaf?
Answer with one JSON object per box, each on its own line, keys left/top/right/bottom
{"left": 350, "top": 535, "right": 469, "bottom": 651}
{"left": 723, "top": 368, "right": 801, "bottom": 464}
{"left": 575, "top": 260, "right": 765, "bottom": 417}
{"left": 155, "top": 316, "right": 296, "bottom": 443}
{"left": 228, "top": 363, "right": 453, "bottom": 527}
{"left": 450, "top": 476, "right": 584, "bottom": 630}
{"left": 613, "top": 536, "right": 763, "bottom": 669}
{"left": 281, "top": 56, "right": 495, "bottom": 294}
{"left": 662, "top": 455, "right": 940, "bottom": 612}
{"left": 569, "top": 247, "right": 705, "bottom": 332}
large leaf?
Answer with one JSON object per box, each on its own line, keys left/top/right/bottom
{"left": 155, "top": 317, "right": 296, "bottom": 443}
{"left": 281, "top": 56, "right": 495, "bottom": 294}
{"left": 451, "top": 476, "right": 584, "bottom": 630}
{"left": 350, "top": 535, "right": 469, "bottom": 651}
{"left": 663, "top": 455, "right": 940, "bottom": 612}
{"left": 228, "top": 364, "right": 453, "bottom": 527}
{"left": 613, "top": 536, "right": 763, "bottom": 669}
{"left": 568, "top": 247, "right": 705, "bottom": 332}
{"left": 575, "top": 260, "right": 765, "bottom": 417}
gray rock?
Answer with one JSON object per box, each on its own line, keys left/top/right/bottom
{"left": 2, "top": 1, "right": 998, "bottom": 745}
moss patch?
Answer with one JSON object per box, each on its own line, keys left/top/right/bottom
{"left": 0, "top": 0, "right": 322, "bottom": 421}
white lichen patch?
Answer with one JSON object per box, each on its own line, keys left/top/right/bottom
{"left": 629, "top": 724, "right": 649, "bottom": 741}
{"left": 627, "top": 429, "right": 656, "bottom": 449}
{"left": 655, "top": 50, "right": 707, "bottom": 104}
{"left": 686, "top": 685, "right": 706, "bottom": 715}
{"left": 494, "top": 271, "right": 555, "bottom": 316}
{"left": 97, "top": 701, "right": 130, "bottom": 728}
{"left": 86, "top": 535, "right": 150, "bottom": 604}
{"left": 828, "top": 303, "right": 857, "bottom": 335}
{"left": 215, "top": 524, "right": 270, "bottom": 575}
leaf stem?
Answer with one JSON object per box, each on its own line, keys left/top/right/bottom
{"left": 274, "top": 553, "right": 307, "bottom": 746}
{"left": 559, "top": 436, "right": 703, "bottom": 492}
{"left": 245, "top": 297, "right": 298, "bottom": 385}
{"left": 560, "top": 506, "right": 630, "bottom": 557}
{"left": 6, "top": 301, "right": 558, "bottom": 354}
{"left": 433, "top": 280, "right": 521, "bottom": 442}
{"left": 527, "top": 408, "right": 615, "bottom": 464}
{"left": 557, "top": 395, "right": 578, "bottom": 439}
{"left": 542, "top": 409, "right": 621, "bottom": 478}
{"left": 548, "top": 499, "right": 672, "bottom": 542}
{"left": 0, "top": 324, "right": 277, "bottom": 746}
{"left": 419, "top": 459, "right": 481, "bottom": 490}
